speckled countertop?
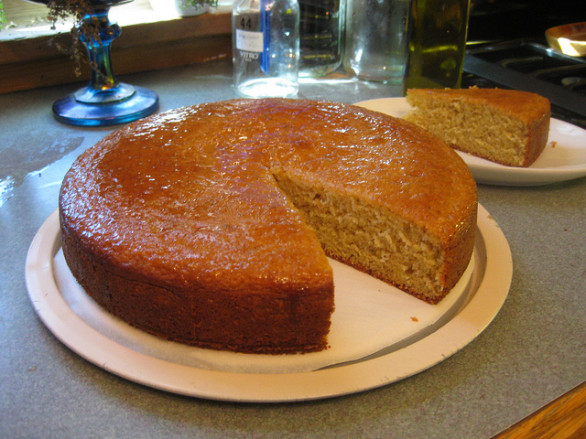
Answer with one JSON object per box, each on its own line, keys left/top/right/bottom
{"left": 1, "top": 58, "right": 584, "bottom": 439}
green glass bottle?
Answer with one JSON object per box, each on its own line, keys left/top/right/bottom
{"left": 404, "top": 0, "right": 470, "bottom": 91}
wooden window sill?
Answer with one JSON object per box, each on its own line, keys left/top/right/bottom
{"left": 0, "top": 1, "right": 232, "bottom": 94}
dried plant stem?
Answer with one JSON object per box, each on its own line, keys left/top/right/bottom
{"left": 43, "top": 0, "right": 218, "bottom": 76}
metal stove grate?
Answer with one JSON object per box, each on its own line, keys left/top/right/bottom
{"left": 463, "top": 40, "right": 586, "bottom": 128}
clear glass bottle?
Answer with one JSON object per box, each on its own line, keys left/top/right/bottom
{"left": 403, "top": 0, "right": 470, "bottom": 90}
{"left": 232, "top": 0, "right": 300, "bottom": 98}
{"left": 299, "top": 0, "right": 345, "bottom": 77}
{"left": 343, "top": 0, "right": 410, "bottom": 84}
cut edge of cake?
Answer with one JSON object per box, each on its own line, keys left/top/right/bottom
{"left": 271, "top": 167, "right": 476, "bottom": 304}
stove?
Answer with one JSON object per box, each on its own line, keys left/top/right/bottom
{"left": 464, "top": 0, "right": 586, "bottom": 128}
{"left": 463, "top": 40, "right": 586, "bottom": 128}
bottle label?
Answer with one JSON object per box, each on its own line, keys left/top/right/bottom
{"left": 235, "top": 29, "right": 264, "bottom": 53}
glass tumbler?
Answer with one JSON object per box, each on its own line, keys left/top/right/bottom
{"left": 344, "top": 0, "right": 410, "bottom": 84}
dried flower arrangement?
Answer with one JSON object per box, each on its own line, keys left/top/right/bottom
{"left": 184, "top": 0, "right": 218, "bottom": 8}
{"left": 45, "top": 0, "right": 97, "bottom": 76}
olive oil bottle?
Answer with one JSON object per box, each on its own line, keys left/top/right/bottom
{"left": 404, "top": 0, "right": 470, "bottom": 90}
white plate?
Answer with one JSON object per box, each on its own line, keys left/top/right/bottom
{"left": 354, "top": 97, "right": 586, "bottom": 186}
{"left": 25, "top": 205, "right": 511, "bottom": 402}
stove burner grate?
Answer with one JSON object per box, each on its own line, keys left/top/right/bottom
{"left": 464, "top": 40, "right": 586, "bottom": 128}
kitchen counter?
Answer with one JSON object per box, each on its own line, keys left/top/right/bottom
{"left": 1, "top": 58, "right": 584, "bottom": 438}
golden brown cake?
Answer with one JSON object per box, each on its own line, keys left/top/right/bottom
{"left": 59, "top": 98, "right": 477, "bottom": 354}
{"left": 404, "top": 87, "right": 551, "bottom": 167}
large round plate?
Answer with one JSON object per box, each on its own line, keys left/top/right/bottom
{"left": 25, "top": 205, "right": 511, "bottom": 402}
{"left": 354, "top": 97, "right": 586, "bottom": 186}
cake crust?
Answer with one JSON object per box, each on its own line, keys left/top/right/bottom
{"left": 59, "top": 98, "right": 477, "bottom": 353}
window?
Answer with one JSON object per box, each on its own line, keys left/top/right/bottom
{"left": 0, "top": 0, "right": 233, "bottom": 93}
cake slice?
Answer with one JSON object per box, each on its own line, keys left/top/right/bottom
{"left": 404, "top": 87, "right": 551, "bottom": 167}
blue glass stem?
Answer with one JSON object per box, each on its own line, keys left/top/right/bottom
{"left": 51, "top": 5, "right": 158, "bottom": 126}
{"left": 74, "top": 8, "right": 135, "bottom": 104}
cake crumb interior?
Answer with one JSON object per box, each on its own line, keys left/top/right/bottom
{"left": 272, "top": 169, "right": 445, "bottom": 302}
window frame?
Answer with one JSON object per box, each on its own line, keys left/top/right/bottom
{"left": 0, "top": 1, "right": 232, "bottom": 93}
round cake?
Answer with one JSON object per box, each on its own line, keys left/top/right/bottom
{"left": 59, "top": 98, "right": 478, "bottom": 354}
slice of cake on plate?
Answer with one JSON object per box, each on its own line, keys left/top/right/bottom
{"left": 404, "top": 87, "right": 551, "bottom": 167}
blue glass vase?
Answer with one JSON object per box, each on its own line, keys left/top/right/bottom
{"left": 34, "top": 0, "right": 159, "bottom": 126}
